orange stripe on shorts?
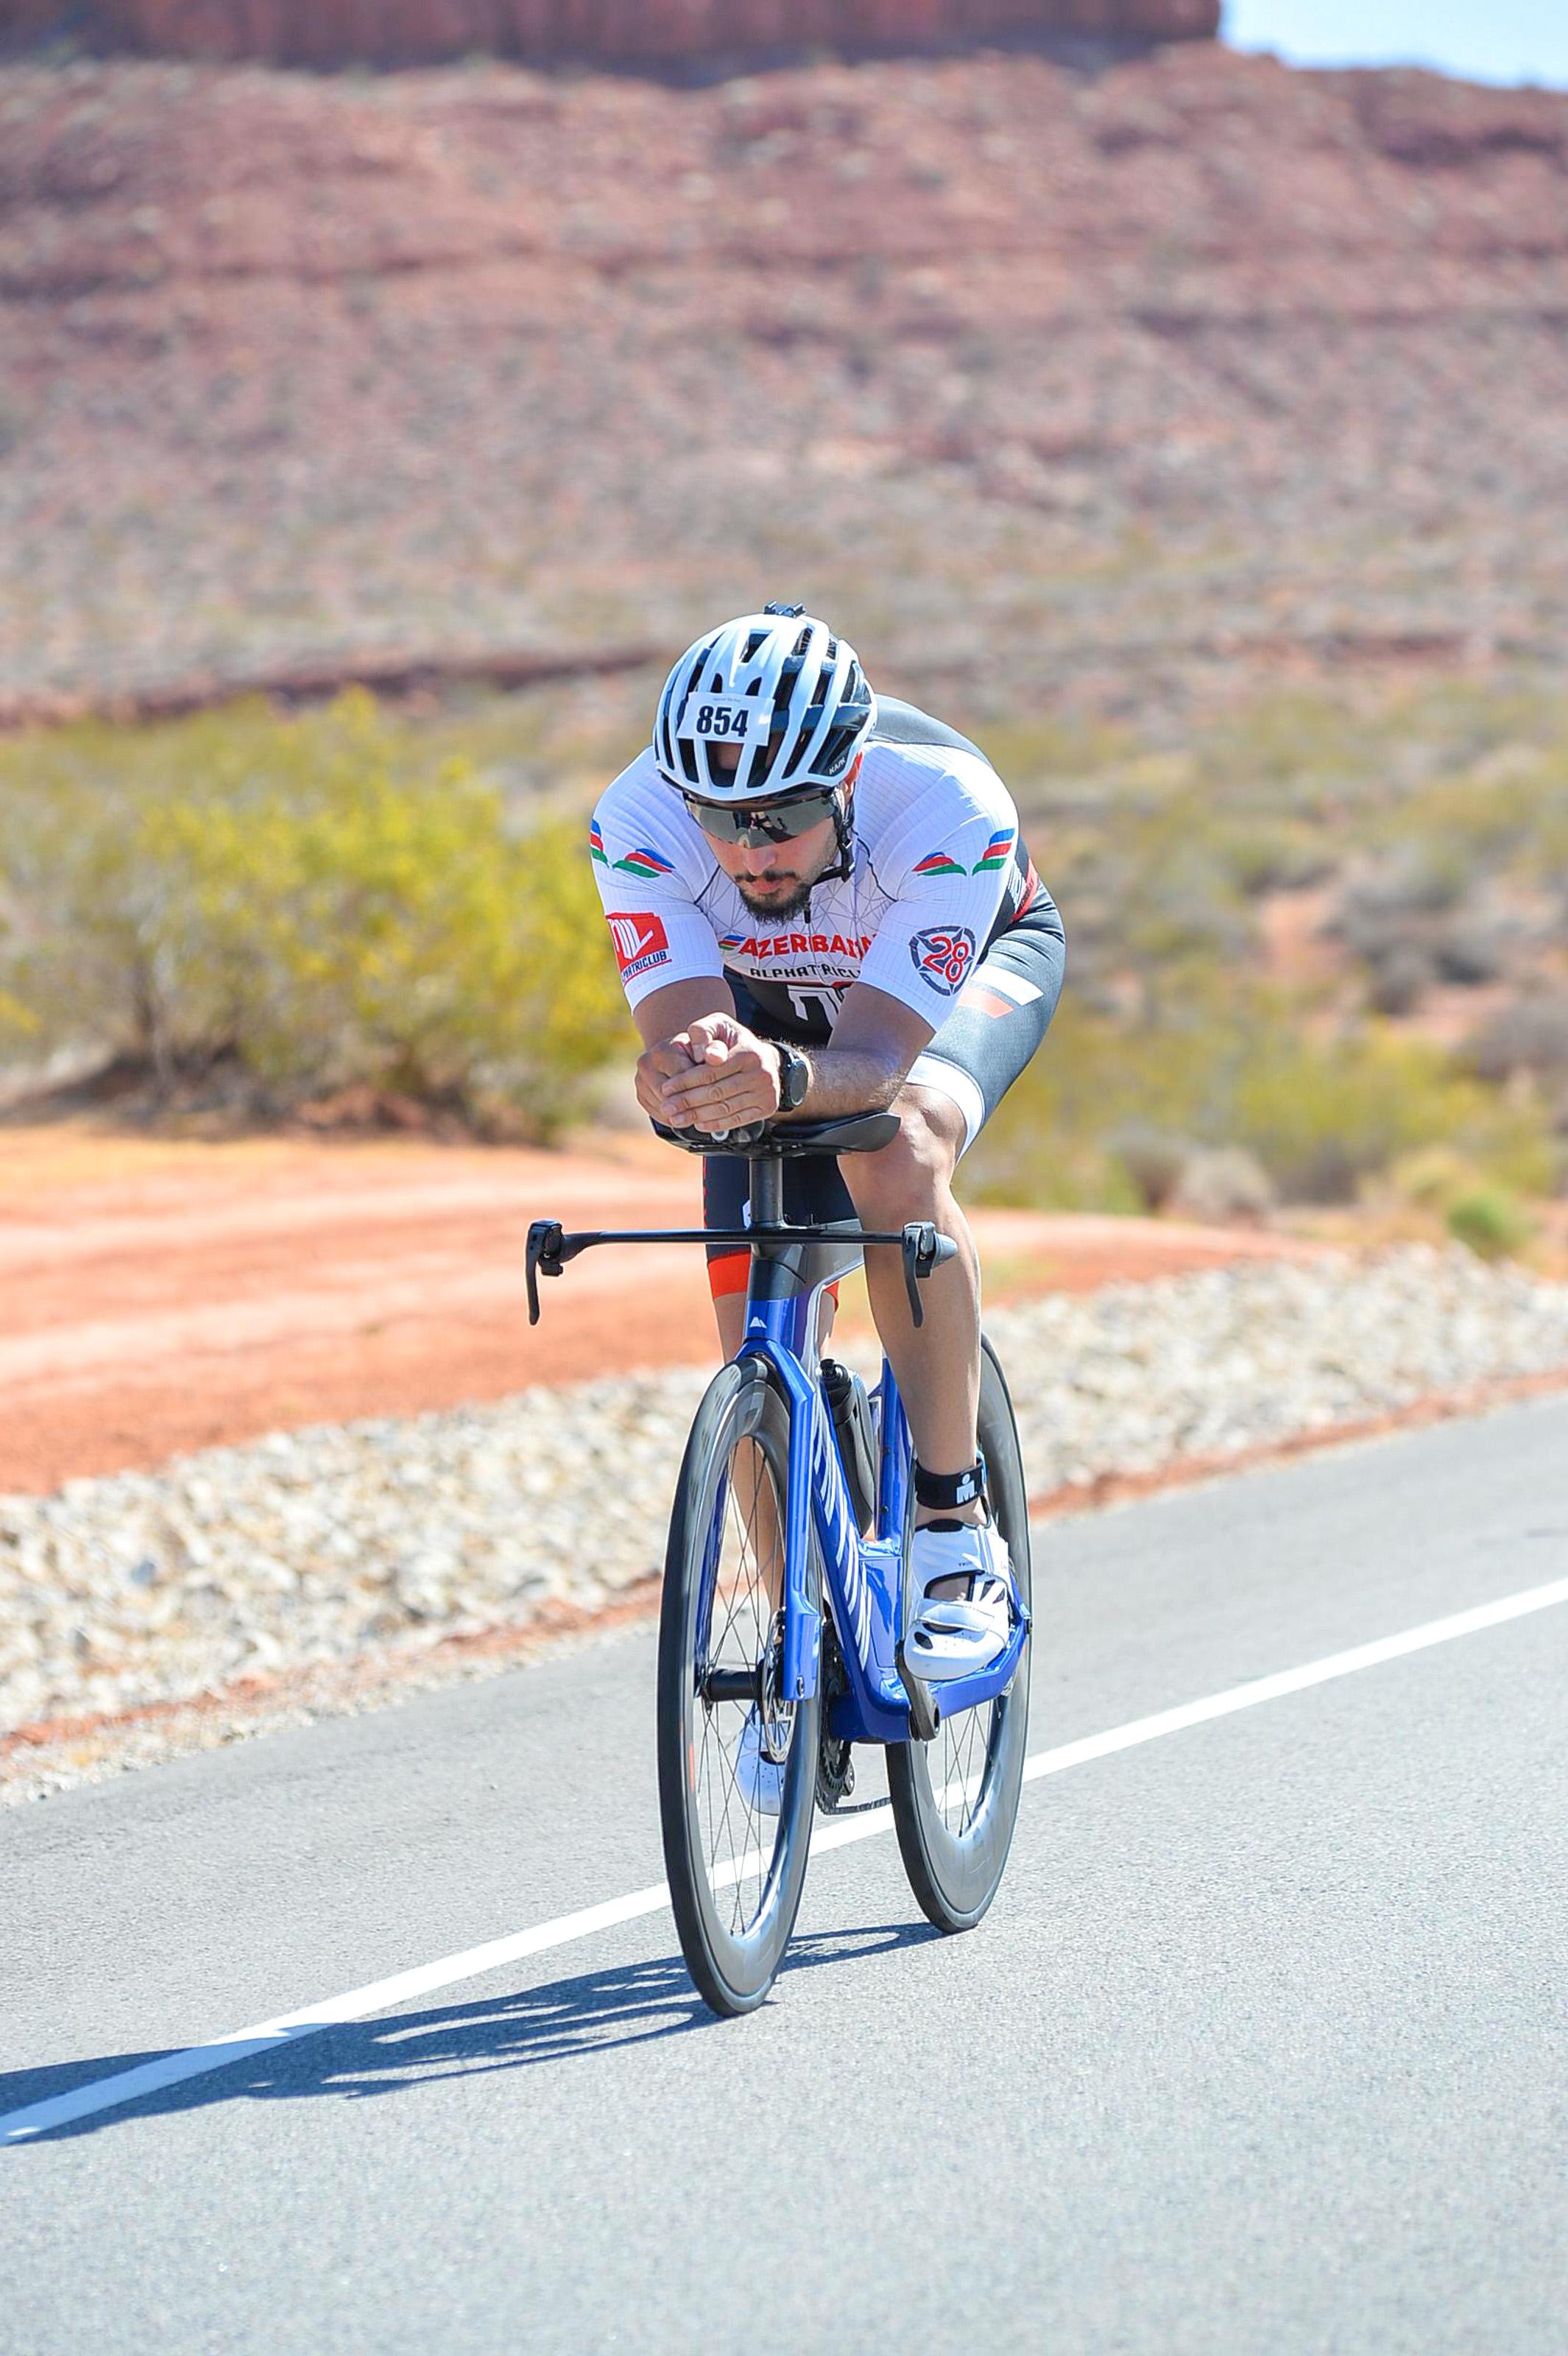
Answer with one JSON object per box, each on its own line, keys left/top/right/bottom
{"left": 707, "top": 1250, "right": 750, "bottom": 1299}
{"left": 707, "top": 1255, "right": 842, "bottom": 1310}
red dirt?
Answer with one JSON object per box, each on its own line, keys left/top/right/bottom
{"left": 0, "top": 1120, "right": 1315, "bottom": 1495}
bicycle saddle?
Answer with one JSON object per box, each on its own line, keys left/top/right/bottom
{"left": 651, "top": 1111, "right": 899, "bottom": 1157}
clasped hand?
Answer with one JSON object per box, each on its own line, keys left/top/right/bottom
{"left": 636, "top": 1015, "right": 781, "bottom": 1134}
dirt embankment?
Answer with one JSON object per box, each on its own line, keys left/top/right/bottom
{"left": 0, "top": 1121, "right": 1314, "bottom": 1494}
{"left": 23, "top": 0, "right": 1221, "bottom": 68}
{"left": 1, "top": 47, "right": 1564, "bottom": 716}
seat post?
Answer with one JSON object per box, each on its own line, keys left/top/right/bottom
{"left": 750, "top": 1149, "right": 785, "bottom": 1229}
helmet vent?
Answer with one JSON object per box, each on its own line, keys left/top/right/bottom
{"left": 651, "top": 610, "right": 874, "bottom": 801}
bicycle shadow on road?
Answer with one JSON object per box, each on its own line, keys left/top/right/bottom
{"left": 3, "top": 1921, "right": 939, "bottom": 2145}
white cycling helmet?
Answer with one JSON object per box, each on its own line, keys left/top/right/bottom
{"left": 653, "top": 604, "right": 876, "bottom": 805}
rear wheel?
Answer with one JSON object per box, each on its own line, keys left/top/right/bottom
{"left": 888, "top": 1336, "right": 1033, "bottom": 1932}
{"left": 657, "top": 1359, "right": 820, "bottom": 2016}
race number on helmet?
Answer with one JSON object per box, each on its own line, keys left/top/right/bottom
{"left": 653, "top": 607, "right": 876, "bottom": 805}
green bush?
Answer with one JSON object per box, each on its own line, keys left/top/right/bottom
{"left": 967, "top": 990, "right": 1557, "bottom": 1213}
{"left": 1447, "top": 1187, "right": 1536, "bottom": 1261}
{"left": 0, "top": 694, "right": 631, "bottom": 1136}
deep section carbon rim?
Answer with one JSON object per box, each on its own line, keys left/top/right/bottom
{"left": 887, "top": 1336, "right": 1033, "bottom": 1932}
{"left": 657, "top": 1361, "right": 819, "bottom": 2014}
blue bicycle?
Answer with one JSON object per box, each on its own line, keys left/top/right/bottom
{"left": 527, "top": 1110, "right": 1033, "bottom": 2016}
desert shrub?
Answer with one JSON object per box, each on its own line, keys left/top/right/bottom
{"left": 1463, "top": 995, "right": 1568, "bottom": 1082}
{"left": 1446, "top": 1187, "right": 1536, "bottom": 1261}
{"left": 1226, "top": 1027, "right": 1501, "bottom": 1202}
{"left": 1431, "top": 910, "right": 1516, "bottom": 988}
{"left": 967, "top": 990, "right": 1556, "bottom": 1211}
{"left": 1107, "top": 1124, "right": 1191, "bottom": 1213}
{"left": 1364, "top": 943, "right": 1435, "bottom": 1017}
{"left": 0, "top": 694, "right": 631, "bottom": 1135}
{"left": 1168, "top": 1146, "right": 1275, "bottom": 1224}
{"left": 1216, "top": 821, "right": 1333, "bottom": 897}
{"left": 1377, "top": 748, "right": 1568, "bottom": 895}
{"left": 1389, "top": 1146, "right": 1483, "bottom": 1212}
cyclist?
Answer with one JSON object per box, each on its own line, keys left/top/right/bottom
{"left": 591, "top": 604, "right": 1064, "bottom": 1692}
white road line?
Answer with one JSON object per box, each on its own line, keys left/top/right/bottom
{"left": 6, "top": 1571, "right": 1567, "bottom": 2148}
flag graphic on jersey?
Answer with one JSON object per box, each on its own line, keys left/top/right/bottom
{"left": 613, "top": 845, "right": 677, "bottom": 879}
{"left": 589, "top": 819, "right": 607, "bottom": 866}
{"left": 911, "top": 849, "right": 967, "bottom": 880}
{"left": 972, "top": 828, "right": 1014, "bottom": 874}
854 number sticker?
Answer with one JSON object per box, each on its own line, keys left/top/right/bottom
{"left": 681, "top": 696, "right": 762, "bottom": 741}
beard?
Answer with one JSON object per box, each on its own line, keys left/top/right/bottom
{"left": 735, "top": 870, "right": 817, "bottom": 919}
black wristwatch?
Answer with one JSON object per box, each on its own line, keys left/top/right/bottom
{"left": 773, "top": 1040, "right": 811, "bottom": 1113}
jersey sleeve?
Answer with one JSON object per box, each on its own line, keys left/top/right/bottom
{"left": 855, "top": 761, "right": 1019, "bottom": 1021}
{"left": 590, "top": 760, "right": 725, "bottom": 1011}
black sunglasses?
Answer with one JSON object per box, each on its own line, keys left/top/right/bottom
{"left": 683, "top": 789, "right": 838, "bottom": 847}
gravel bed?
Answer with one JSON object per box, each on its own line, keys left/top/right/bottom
{"left": 6, "top": 1244, "right": 1568, "bottom": 1799}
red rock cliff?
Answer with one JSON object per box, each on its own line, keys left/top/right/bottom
{"left": 3, "top": 0, "right": 1219, "bottom": 66}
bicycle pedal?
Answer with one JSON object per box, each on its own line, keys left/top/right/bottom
{"left": 895, "top": 1641, "right": 942, "bottom": 1742}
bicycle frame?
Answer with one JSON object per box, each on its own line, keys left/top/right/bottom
{"left": 525, "top": 1129, "right": 1029, "bottom": 1746}
{"left": 736, "top": 1216, "right": 1029, "bottom": 1746}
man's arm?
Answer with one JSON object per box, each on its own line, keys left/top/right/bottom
{"left": 631, "top": 978, "right": 741, "bottom": 1126}
{"left": 647, "top": 980, "right": 933, "bottom": 1133}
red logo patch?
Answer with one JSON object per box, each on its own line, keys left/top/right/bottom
{"left": 606, "top": 909, "right": 670, "bottom": 980}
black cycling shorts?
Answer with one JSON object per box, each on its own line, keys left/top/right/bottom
{"left": 703, "top": 888, "right": 1065, "bottom": 1284}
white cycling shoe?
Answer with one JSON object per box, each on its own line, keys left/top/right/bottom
{"left": 905, "top": 1517, "right": 1014, "bottom": 1685}
{"left": 732, "top": 1706, "right": 785, "bottom": 1816}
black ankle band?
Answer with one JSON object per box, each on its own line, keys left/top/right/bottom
{"left": 914, "top": 1458, "right": 985, "bottom": 1511}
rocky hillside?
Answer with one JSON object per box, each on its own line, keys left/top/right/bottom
{"left": 1, "top": 43, "right": 1565, "bottom": 714}
{"left": 4, "top": 0, "right": 1220, "bottom": 68}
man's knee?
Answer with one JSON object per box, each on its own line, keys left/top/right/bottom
{"left": 843, "top": 1087, "right": 963, "bottom": 1227}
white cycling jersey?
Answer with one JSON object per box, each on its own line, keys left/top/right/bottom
{"left": 591, "top": 699, "right": 1042, "bottom": 1039}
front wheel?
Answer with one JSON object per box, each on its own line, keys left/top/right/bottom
{"left": 888, "top": 1336, "right": 1033, "bottom": 1933}
{"left": 657, "top": 1358, "right": 820, "bottom": 2016}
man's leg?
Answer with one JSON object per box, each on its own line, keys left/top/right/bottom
{"left": 840, "top": 1088, "right": 986, "bottom": 1599}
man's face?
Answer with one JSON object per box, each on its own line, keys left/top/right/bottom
{"left": 707, "top": 814, "right": 841, "bottom": 917}
{"left": 700, "top": 741, "right": 844, "bottom": 917}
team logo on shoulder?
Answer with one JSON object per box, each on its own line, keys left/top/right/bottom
{"left": 910, "top": 925, "right": 976, "bottom": 995}
{"left": 589, "top": 819, "right": 608, "bottom": 866}
{"left": 972, "top": 828, "right": 1015, "bottom": 874}
{"left": 606, "top": 910, "right": 670, "bottom": 981}
{"left": 912, "top": 848, "right": 967, "bottom": 880}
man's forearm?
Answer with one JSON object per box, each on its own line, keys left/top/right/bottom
{"left": 790, "top": 1042, "right": 905, "bottom": 1120}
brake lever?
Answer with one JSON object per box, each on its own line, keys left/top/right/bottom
{"left": 525, "top": 1219, "right": 565, "bottom": 1327}
{"left": 900, "top": 1221, "right": 958, "bottom": 1328}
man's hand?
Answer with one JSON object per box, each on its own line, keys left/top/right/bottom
{"left": 636, "top": 1015, "right": 783, "bottom": 1134}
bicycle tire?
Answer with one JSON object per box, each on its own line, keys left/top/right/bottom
{"left": 887, "top": 1336, "right": 1033, "bottom": 1933}
{"left": 657, "top": 1358, "right": 821, "bottom": 2016}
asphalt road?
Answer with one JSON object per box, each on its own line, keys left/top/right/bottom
{"left": 4, "top": 1397, "right": 1567, "bottom": 2353}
